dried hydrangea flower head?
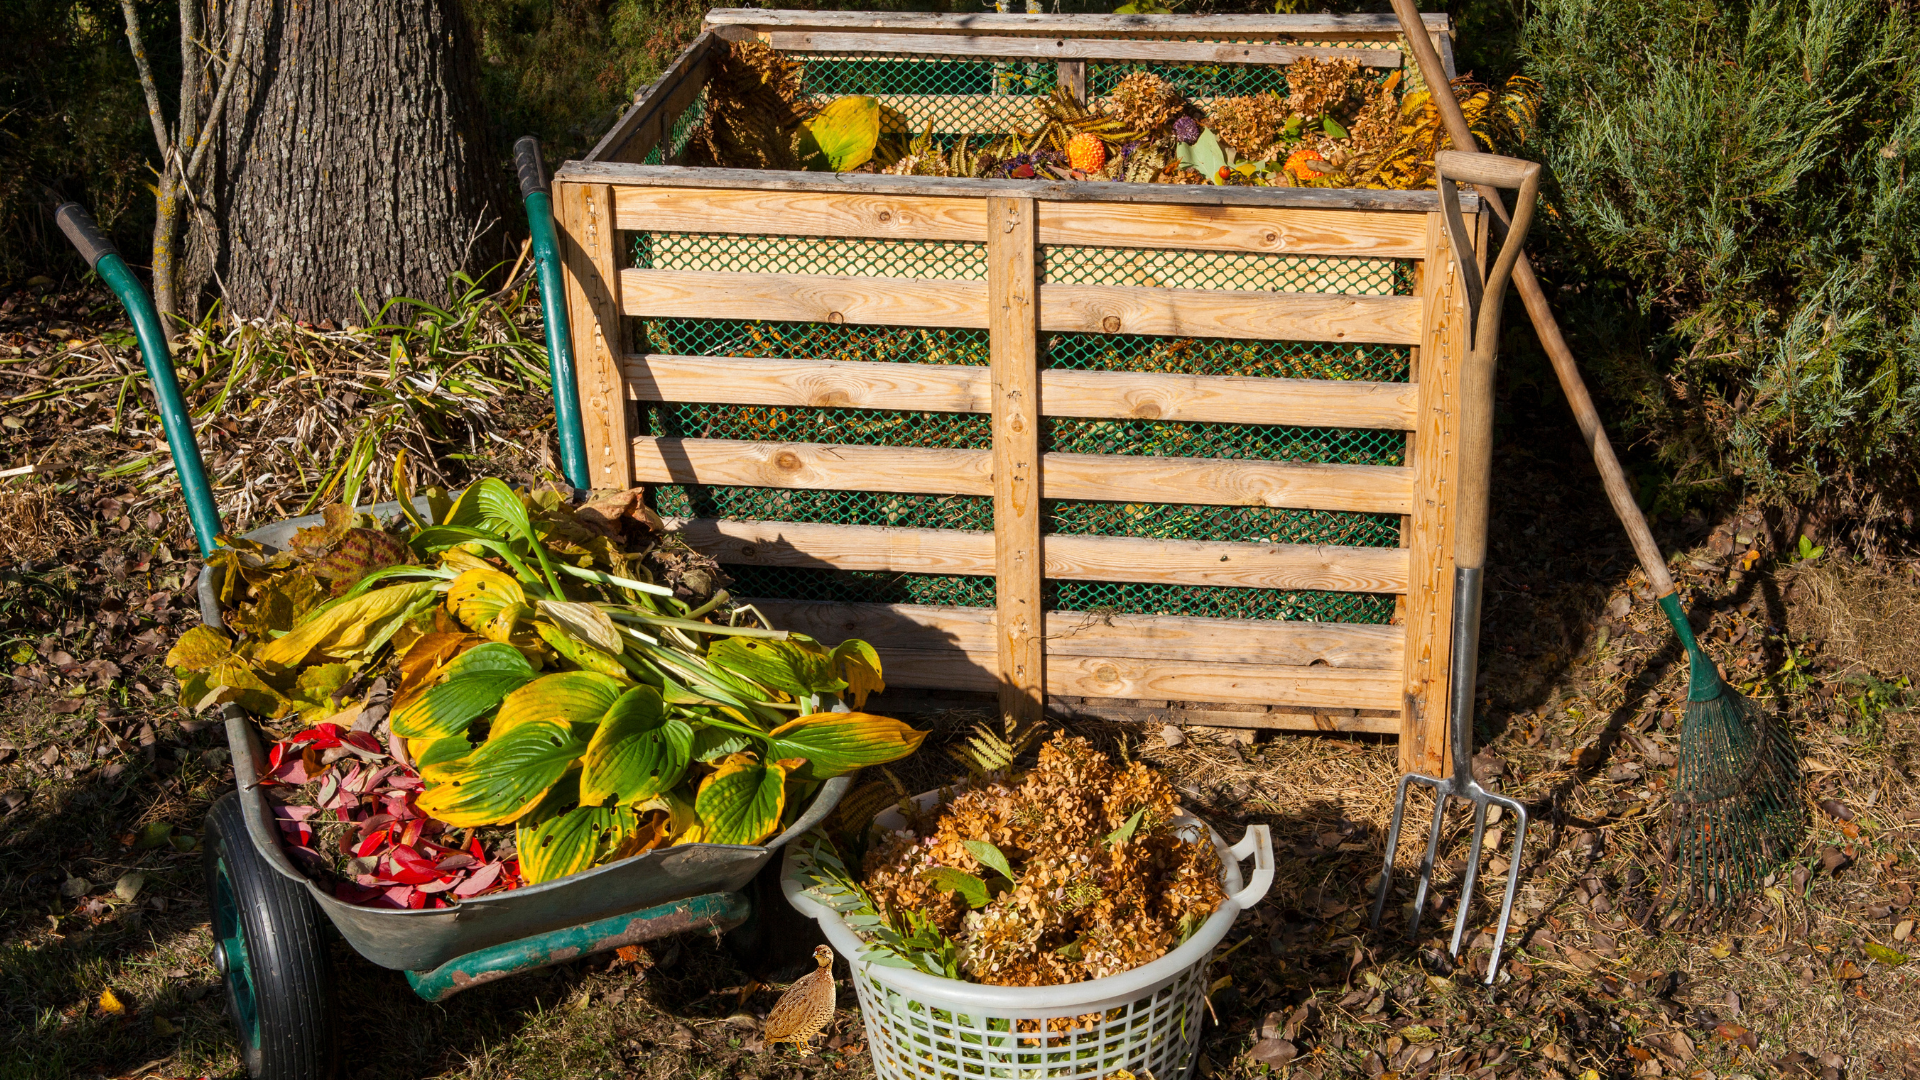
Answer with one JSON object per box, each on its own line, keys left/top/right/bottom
{"left": 1207, "top": 94, "right": 1292, "bottom": 159}
{"left": 1105, "top": 71, "right": 1186, "bottom": 138}
{"left": 762, "top": 944, "right": 837, "bottom": 1050}
{"left": 1284, "top": 56, "right": 1365, "bottom": 122}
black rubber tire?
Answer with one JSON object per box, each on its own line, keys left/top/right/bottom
{"left": 203, "top": 791, "right": 337, "bottom": 1080}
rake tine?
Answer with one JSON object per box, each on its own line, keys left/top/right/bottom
{"left": 1449, "top": 799, "right": 1490, "bottom": 959}
{"left": 1371, "top": 772, "right": 1420, "bottom": 929}
{"left": 1407, "top": 788, "right": 1450, "bottom": 940}
{"left": 1483, "top": 797, "right": 1530, "bottom": 984}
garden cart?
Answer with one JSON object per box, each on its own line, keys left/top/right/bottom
{"left": 55, "top": 138, "right": 848, "bottom": 1080}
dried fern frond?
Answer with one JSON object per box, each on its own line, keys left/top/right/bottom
{"left": 697, "top": 40, "right": 810, "bottom": 169}
{"left": 945, "top": 715, "right": 1047, "bottom": 782}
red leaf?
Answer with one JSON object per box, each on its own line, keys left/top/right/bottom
{"left": 356, "top": 829, "right": 391, "bottom": 858}
{"left": 356, "top": 813, "right": 397, "bottom": 837}
{"left": 267, "top": 741, "right": 288, "bottom": 774}
{"left": 417, "top": 876, "right": 460, "bottom": 894}
{"left": 343, "top": 731, "right": 384, "bottom": 756}
{"left": 291, "top": 724, "right": 343, "bottom": 749}
{"left": 452, "top": 861, "right": 504, "bottom": 898}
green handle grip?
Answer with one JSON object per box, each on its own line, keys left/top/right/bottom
{"left": 55, "top": 202, "right": 222, "bottom": 556}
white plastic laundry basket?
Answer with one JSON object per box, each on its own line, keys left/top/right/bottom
{"left": 781, "top": 789, "right": 1273, "bottom": 1080}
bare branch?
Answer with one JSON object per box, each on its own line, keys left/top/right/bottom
{"left": 184, "top": 0, "right": 251, "bottom": 184}
{"left": 118, "top": 0, "right": 174, "bottom": 162}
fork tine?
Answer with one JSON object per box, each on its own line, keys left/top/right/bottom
{"left": 1407, "top": 789, "right": 1449, "bottom": 939}
{"left": 1371, "top": 773, "right": 1418, "bottom": 929}
{"left": 1484, "top": 798, "right": 1530, "bottom": 984}
{"left": 1449, "top": 799, "right": 1490, "bottom": 958}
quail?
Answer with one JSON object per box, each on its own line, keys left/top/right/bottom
{"left": 762, "top": 944, "right": 837, "bottom": 1051}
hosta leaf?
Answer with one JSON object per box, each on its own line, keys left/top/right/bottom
{"left": 410, "top": 735, "right": 473, "bottom": 772}
{"left": 416, "top": 719, "right": 588, "bottom": 827}
{"left": 924, "top": 867, "right": 989, "bottom": 909}
{"left": 393, "top": 631, "right": 484, "bottom": 710}
{"left": 166, "top": 626, "right": 233, "bottom": 672}
{"left": 799, "top": 95, "right": 881, "bottom": 171}
{"left": 447, "top": 568, "right": 531, "bottom": 643}
{"left": 709, "top": 637, "right": 844, "bottom": 699}
{"left": 694, "top": 753, "right": 790, "bottom": 846}
{"left": 635, "top": 788, "right": 701, "bottom": 842}
{"left": 689, "top": 723, "right": 753, "bottom": 763}
{"left": 202, "top": 657, "right": 293, "bottom": 718}
{"left": 534, "top": 621, "right": 629, "bottom": 680}
{"left": 516, "top": 804, "right": 637, "bottom": 885}
{"left": 579, "top": 686, "right": 693, "bottom": 806}
{"left": 767, "top": 711, "right": 929, "bottom": 781}
{"left": 288, "top": 663, "right": 354, "bottom": 723}
{"left": 490, "top": 670, "right": 626, "bottom": 741}
{"left": 830, "top": 640, "right": 884, "bottom": 708}
{"left": 535, "top": 600, "right": 624, "bottom": 655}
{"left": 389, "top": 642, "right": 538, "bottom": 739}
{"left": 255, "top": 582, "right": 435, "bottom": 668}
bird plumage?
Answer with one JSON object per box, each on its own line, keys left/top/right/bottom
{"left": 762, "top": 944, "right": 837, "bottom": 1051}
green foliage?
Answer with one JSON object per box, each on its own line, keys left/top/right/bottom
{"left": 1524, "top": 0, "right": 1920, "bottom": 520}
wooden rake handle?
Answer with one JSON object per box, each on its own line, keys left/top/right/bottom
{"left": 1390, "top": 0, "right": 1676, "bottom": 598}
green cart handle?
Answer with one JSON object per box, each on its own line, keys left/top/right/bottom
{"left": 54, "top": 202, "right": 223, "bottom": 556}
{"left": 514, "top": 136, "right": 591, "bottom": 492}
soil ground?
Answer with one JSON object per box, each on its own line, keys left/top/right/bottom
{"left": 5, "top": 279, "right": 1920, "bottom": 1080}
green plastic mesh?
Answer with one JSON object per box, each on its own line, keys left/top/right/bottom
{"left": 1044, "top": 332, "right": 1409, "bottom": 381}
{"left": 1088, "top": 60, "right": 1290, "bottom": 101}
{"left": 720, "top": 564, "right": 1394, "bottom": 622}
{"left": 1043, "top": 245, "right": 1413, "bottom": 296}
{"left": 795, "top": 53, "right": 1058, "bottom": 141}
{"left": 640, "top": 319, "right": 990, "bottom": 366}
{"left": 642, "top": 91, "right": 707, "bottom": 165}
{"left": 634, "top": 232, "right": 988, "bottom": 280}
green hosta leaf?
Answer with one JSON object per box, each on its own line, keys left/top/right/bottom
{"left": 708, "top": 637, "right": 844, "bottom": 700}
{"left": 798, "top": 95, "right": 881, "bottom": 171}
{"left": 518, "top": 770, "right": 583, "bottom": 828}
{"left": 516, "top": 803, "right": 637, "bottom": 885}
{"left": 767, "top": 711, "right": 929, "bottom": 781}
{"left": 490, "top": 670, "right": 627, "bottom": 741}
{"left": 830, "top": 640, "right": 884, "bottom": 708}
{"left": 534, "top": 621, "right": 630, "bottom": 679}
{"left": 255, "top": 582, "right": 435, "bottom": 669}
{"left": 1104, "top": 807, "right": 1146, "bottom": 848}
{"left": 579, "top": 686, "right": 693, "bottom": 806}
{"left": 390, "top": 642, "right": 537, "bottom": 739}
{"left": 165, "top": 626, "right": 233, "bottom": 672}
{"left": 924, "top": 867, "right": 989, "bottom": 909}
{"left": 447, "top": 567, "right": 532, "bottom": 643}
{"left": 694, "top": 753, "right": 790, "bottom": 846}
{"left": 961, "top": 839, "right": 1014, "bottom": 883}
{"left": 1321, "top": 116, "right": 1348, "bottom": 139}
{"left": 410, "top": 735, "right": 473, "bottom": 772}
{"left": 535, "top": 600, "right": 624, "bottom": 655}
{"left": 416, "top": 719, "right": 589, "bottom": 827}
{"left": 689, "top": 723, "right": 753, "bottom": 763}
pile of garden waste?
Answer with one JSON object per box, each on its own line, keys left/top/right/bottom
{"left": 165, "top": 476, "right": 927, "bottom": 908}
{"left": 695, "top": 39, "right": 1538, "bottom": 190}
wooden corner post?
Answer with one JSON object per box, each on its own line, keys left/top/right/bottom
{"left": 555, "top": 181, "right": 632, "bottom": 491}
{"left": 988, "top": 196, "right": 1043, "bottom": 724}
{"left": 1401, "top": 211, "right": 1468, "bottom": 776}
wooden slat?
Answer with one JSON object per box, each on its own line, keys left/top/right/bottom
{"left": 623, "top": 355, "right": 1417, "bottom": 430}
{"left": 555, "top": 182, "right": 631, "bottom": 491}
{"left": 749, "top": 600, "right": 1402, "bottom": 669}
{"left": 588, "top": 32, "right": 715, "bottom": 164}
{"left": 989, "top": 195, "right": 1043, "bottom": 723}
{"left": 1051, "top": 699, "right": 1399, "bottom": 734}
{"left": 1036, "top": 202, "right": 1428, "bottom": 259}
{"left": 705, "top": 9, "right": 1450, "bottom": 37}
{"left": 630, "top": 438, "right": 993, "bottom": 495}
{"left": 613, "top": 187, "right": 986, "bottom": 241}
{"left": 1057, "top": 60, "right": 1086, "bottom": 104}
{"left": 621, "top": 269, "right": 987, "bottom": 328}
{"left": 620, "top": 270, "right": 1419, "bottom": 345}
{"left": 1040, "top": 285, "right": 1421, "bottom": 344}
{"left": 861, "top": 647, "right": 1402, "bottom": 709}
{"left": 629, "top": 437, "right": 1413, "bottom": 513}
{"left": 667, "top": 519, "right": 1411, "bottom": 594}
{"left": 559, "top": 161, "right": 1477, "bottom": 214}
{"left": 763, "top": 31, "right": 1397, "bottom": 68}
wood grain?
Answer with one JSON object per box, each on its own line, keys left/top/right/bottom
{"left": 588, "top": 32, "right": 714, "bottom": 164}
{"left": 554, "top": 182, "right": 632, "bottom": 492}
{"left": 763, "top": 31, "right": 1399, "bottom": 67}
{"left": 665, "top": 518, "right": 1409, "bottom": 593}
{"left": 621, "top": 269, "right": 987, "bottom": 327}
{"left": 613, "top": 187, "right": 987, "bottom": 240}
{"left": 989, "top": 195, "right": 1043, "bottom": 724}
{"left": 704, "top": 8, "right": 1451, "bottom": 38}
{"left": 747, "top": 600, "right": 1403, "bottom": 669}
{"left": 629, "top": 437, "right": 1412, "bottom": 513}
{"left": 1040, "top": 284, "right": 1422, "bottom": 344}
{"left": 557, "top": 161, "right": 1478, "bottom": 214}
{"left": 621, "top": 354, "right": 1418, "bottom": 430}
{"left": 1036, "top": 202, "right": 1427, "bottom": 259}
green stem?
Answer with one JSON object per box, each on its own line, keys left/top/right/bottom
{"left": 603, "top": 608, "right": 788, "bottom": 639}
{"left": 556, "top": 562, "right": 673, "bottom": 597}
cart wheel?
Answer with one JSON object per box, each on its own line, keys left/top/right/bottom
{"left": 203, "top": 791, "right": 337, "bottom": 1080}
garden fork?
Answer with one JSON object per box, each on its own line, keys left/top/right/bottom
{"left": 1369, "top": 150, "right": 1542, "bottom": 985}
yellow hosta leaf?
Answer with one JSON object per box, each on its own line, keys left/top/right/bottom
{"left": 489, "top": 670, "right": 627, "bottom": 741}
{"left": 694, "top": 753, "right": 789, "bottom": 846}
{"left": 448, "top": 567, "right": 533, "bottom": 643}
{"left": 165, "top": 625, "right": 233, "bottom": 672}
{"left": 534, "top": 621, "right": 630, "bottom": 679}
{"left": 535, "top": 600, "right": 624, "bottom": 655}
{"left": 255, "top": 582, "right": 435, "bottom": 668}
{"left": 767, "top": 710, "right": 929, "bottom": 780}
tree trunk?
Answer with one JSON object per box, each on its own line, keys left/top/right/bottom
{"left": 215, "top": 0, "right": 508, "bottom": 324}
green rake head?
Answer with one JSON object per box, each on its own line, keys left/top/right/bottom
{"left": 1657, "top": 593, "right": 1805, "bottom": 907}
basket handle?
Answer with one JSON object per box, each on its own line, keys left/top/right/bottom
{"left": 1226, "top": 824, "right": 1274, "bottom": 910}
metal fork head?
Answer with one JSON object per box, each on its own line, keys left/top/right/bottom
{"left": 1370, "top": 769, "right": 1530, "bottom": 985}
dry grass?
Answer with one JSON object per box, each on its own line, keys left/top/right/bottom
{"left": 0, "top": 480, "right": 77, "bottom": 563}
{"left": 1793, "top": 559, "right": 1920, "bottom": 682}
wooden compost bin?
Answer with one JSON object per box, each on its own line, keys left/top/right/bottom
{"left": 553, "top": 9, "right": 1482, "bottom": 775}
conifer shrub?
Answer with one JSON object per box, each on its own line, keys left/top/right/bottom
{"left": 1522, "top": 0, "right": 1920, "bottom": 541}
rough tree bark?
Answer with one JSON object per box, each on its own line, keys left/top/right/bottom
{"left": 214, "top": 0, "right": 508, "bottom": 324}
